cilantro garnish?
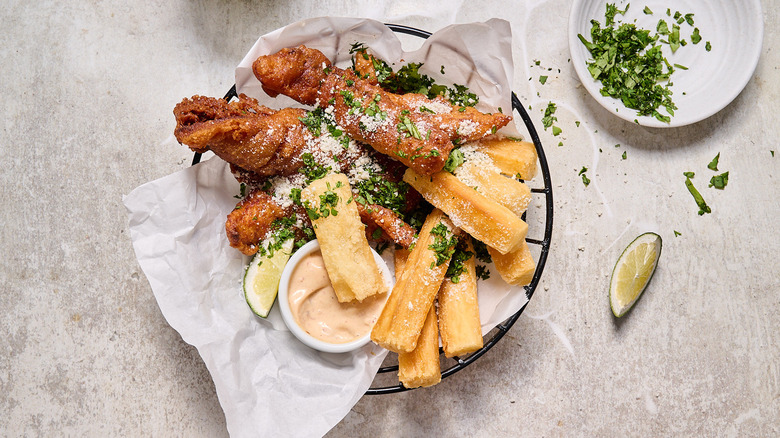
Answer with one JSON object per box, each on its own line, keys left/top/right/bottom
{"left": 475, "top": 265, "right": 491, "bottom": 281}
{"left": 683, "top": 172, "right": 711, "bottom": 215}
{"left": 428, "top": 223, "right": 458, "bottom": 267}
{"left": 445, "top": 242, "right": 474, "bottom": 283}
{"left": 691, "top": 28, "right": 702, "bottom": 44}
{"left": 539, "top": 75, "right": 548, "bottom": 85}
{"left": 579, "top": 166, "right": 591, "bottom": 186}
{"left": 354, "top": 173, "right": 410, "bottom": 216}
{"left": 578, "top": 3, "right": 687, "bottom": 123}
{"left": 705, "top": 41, "right": 712, "bottom": 51}
{"left": 707, "top": 153, "right": 720, "bottom": 171}
{"left": 397, "top": 116, "right": 423, "bottom": 140}
{"left": 709, "top": 172, "right": 729, "bottom": 190}
{"left": 298, "top": 153, "right": 330, "bottom": 184}
{"left": 443, "top": 148, "right": 465, "bottom": 173}
{"left": 643, "top": 6, "right": 653, "bottom": 15}
{"left": 542, "top": 102, "right": 558, "bottom": 129}
{"left": 674, "top": 230, "right": 681, "bottom": 237}
{"left": 304, "top": 182, "right": 342, "bottom": 220}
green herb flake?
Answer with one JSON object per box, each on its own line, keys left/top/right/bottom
{"left": 673, "top": 63, "right": 689, "bottom": 70}
{"left": 622, "top": 151, "right": 627, "bottom": 160}
{"left": 445, "top": 242, "right": 474, "bottom": 283}
{"left": 539, "top": 75, "right": 548, "bottom": 85}
{"left": 685, "top": 13, "right": 695, "bottom": 26}
{"left": 579, "top": 166, "right": 591, "bottom": 186}
{"left": 684, "top": 173, "right": 711, "bottom": 215}
{"left": 691, "top": 27, "right": 702, "bottom": 44}
{"left": 705, "top": 41, "right": 712, "bottom": 51}
{"left": 643, "top": 6, "right": 653, "bottom": 15}
{"left": 475, "top": 265, "right": 491, "bottom": 281}
{"left": 707, "top": 153, "right": 720, "bottom": 170}
{"left": 428, "top": 223, "right": 458, "bottom": 267}
{"left": 771, "top": 150, "right": 775, "bottom": 157}
{"left": 575, "top": 121, "right": 581, "bottom": 127}
{"left": 552, "top": 126, "right": 562, "bottom": 136}
{"left": 709, "top": 171, "right": 729, "bottom": 189}
{"left": 674, "top": 230, "right": 681, "bottom": 237}
{"left": 444, "top": 148, "right": 465, "bottom": 173}
{"left": 542, "top": 102, "right": 558, "bottom": 129}
{"left": 558, "top": 141, "right": 564, "bottom": 147}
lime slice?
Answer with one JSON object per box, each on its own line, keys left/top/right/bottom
{"left": 609, "top": 232, "right": 662, "bottom": 317}
{"left": 243, "top": 239, "right": 294, "bottom": 318}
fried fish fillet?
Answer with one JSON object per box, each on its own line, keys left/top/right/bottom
{"left": 173, "top": 94, "right": 309, "bottom": 177}
{"left": 225, "top": 190, "right": 289, "bottom": 255}
{"left": 252, "top": 45, "right": 512, "bottom": 175}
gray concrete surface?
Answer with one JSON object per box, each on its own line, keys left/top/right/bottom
{"left": 1, "top": 0, "right": 777, "bottom": 436}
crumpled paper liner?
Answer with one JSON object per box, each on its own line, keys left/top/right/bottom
{"left": 125, "top": 17, "right": 528, "bottom": 438}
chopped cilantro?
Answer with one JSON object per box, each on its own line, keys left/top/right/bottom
{"left": 298, "top": 152, "right": 331, "bottom": 183}
{"left": 475, "top": 265, "right": 491, "bottom": 281}
{"left": 643, "top": 6, "right": 653, "bottom": 15}
{"left": 685, "top": 13, "right": 695, "bottom": 26}
{"left": 707, "top": 153, "right": 720, "bottom": 171}
{"left": 428, "top": 223, "right": 458, "bottom": 267}
{"left": 709, "top": 171, "right": 729, "bottom": 189}
{"left": 539, "top": 75, "right": 548, "bottom": 85}
{"left": 542, "top": 102, "right": 558, "bottom": 129}
{"left": 575, "top": 120, "right": 581, "bottom": 127}
{"left": 445, "top": 241, "right": 474, "bottom": 283}
{"left": 472, "top": 239, "right": 492, "bottom": 263}
{"left": 705, "top": 41, "right": 712, "bottom": 51}
{"left": 683, "top": 173, "right": 711, "bottom": 215}
{"left": 552, "top": 126, "right": 562, "bottom": 136}
{"left": 674, "top": 230, "right": 681, "bottom": 237}
{"left": 397, "top": 116, "right": 423, "bottom": 140}
{"left": 622, "top": 151, "right": 627, "bottom": 160}
{"left": 579, "top": 166, "right": 591, "bottom": 186}
{"left": 354, "top": 173, "right": 410, "bottom": 217}
{"left": 234, "top": 182, "right": 247, "bottom": 199}
{"left": 673, "top": 63, "right": 689, "bottom": 70}
{"left": 691, "top": 27, "right": 702, "bottom": 44}
{"left": 444, "top": 148, "right": 465, "bottom": 173}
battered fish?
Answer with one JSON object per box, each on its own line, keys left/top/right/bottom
{"left": 252, "top": 45, "right": 512, "bottom": 175}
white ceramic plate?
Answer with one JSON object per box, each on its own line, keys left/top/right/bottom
{"left": 569, "top": 0, "right": 763, "bottom": 127}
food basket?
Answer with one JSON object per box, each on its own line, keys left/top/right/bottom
{"left": 191, "top": 24, "right": 554, "bottom": 395}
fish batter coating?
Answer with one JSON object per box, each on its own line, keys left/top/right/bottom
{"left": 174, "top": 95, "right": 310, "bottom": 177}
{"left": 225, "top": 190, "right": 289, "bottom": 255}
{"left": 252, "top": 45, "right": 512, "bottom": 175}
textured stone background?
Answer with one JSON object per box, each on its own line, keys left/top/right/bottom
{"left": 1, "top": 0, "right": 777, "bottom": 436}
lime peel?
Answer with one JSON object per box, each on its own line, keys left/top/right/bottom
{"left": 609, "top": 232, "right": 662, "bottom": 317}
{"left": 243, "top": 239, "right": 294, "bottom": 318}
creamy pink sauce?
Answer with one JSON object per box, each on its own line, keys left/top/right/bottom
{"left": 288, "top": 250, "right": 387, "bottom": 344}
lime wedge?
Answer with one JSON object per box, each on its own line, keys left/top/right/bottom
{"left": 609, "top": 232, "right": 662, "bottom": 317}
{"left": 243, "top": 239, "right": 294, "bottom": 318}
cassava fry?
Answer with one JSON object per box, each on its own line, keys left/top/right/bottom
{"left": 438, "top": 236, "right": 483, "bottom": 357}
{"left": 301, "top": 173, "right": 386, "bottom": 302}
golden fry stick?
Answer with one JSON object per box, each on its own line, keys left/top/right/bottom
{"left": 398, "top": 306, "right": 441, "bottom": 388}
{"left": 403, "top": 168, "right": 527, "bottom": 255}
{"left": 394, "top": 249, "right": 442, "bottom": 388}
{"left": 438, "top": 236, "right": 483, "bottom": 357}
{"left": 457, "top": 162, "right": 532, "bottom": 217}
{"left": 371, "top": 209, "right": 457, "bottom": 353}
{"left": 301, "top": 173, "right": 386, "bottom": 302}
{"left": 488, "top": 239, "right": 536, "bottom": 286}
{"left": 474, "top": 136, "right": 538, "bottom": 181}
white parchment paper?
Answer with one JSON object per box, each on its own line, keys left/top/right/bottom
{"left": 125, "top": 17, "right": 529, "bottom": 438}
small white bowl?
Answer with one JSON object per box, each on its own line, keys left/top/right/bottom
{"left": 569, "top": 0, "right": 763, "bottom": 127}
{"left": 277, "top": 240, "right": 393, "bottom": 353}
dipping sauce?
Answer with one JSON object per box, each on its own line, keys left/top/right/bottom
{"left": 288, "top": 250, "right": 388, "bottom": 344}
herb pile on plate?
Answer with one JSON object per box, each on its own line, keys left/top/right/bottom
{"left": 577, "top": 3, "right": 706, "bottom": 123}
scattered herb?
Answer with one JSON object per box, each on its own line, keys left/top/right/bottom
{"left": 475, "top": 265, "right": 491, "bottom": 281}
{"left": 643, "top": 6, "right": 653, "bottom": 14}
{"left": 542, "top": 102, "right": 558, "bottom": 129}
{"left": 552, "top": 126, "right": 562, "bottom": 136}
{"left": 622, "top": 151, "right": 627, "bottom": 160}
{"left": 673, "top": 63, "right": 689, "bottom": 70}
{"left": 429, "top": 223, "right": 458, "bottom": 267}
{"left": 575, "top": 121, "right": 581, "bottom": 127}
{"left": 707, "top": 153, "right": 720, "bottom": 171}
{"left": 683, "top": 172, "right": 711, "bottom": 215}
{"left": 444, "top": 148, "right": 465, "bottom": 173}
{"left": 691, "top": 28, "right": 702, "bottom": 44}
{"left": 709, "top": 171, "right": 729, "bottom": 189}
{"left": 298, "top": 152, "right": 331, "bottom": 183}
{"left": 472, "top": 240, "right": 492, "bottom": 264}
{"left": 579, "top": 166, "right": 591, "bottom": 186}
{"left": 234, "top": 182, "right": 247, "bottom": 199}
{"left": 674, "top": 230, "right": 681, "bottom": 237}
{"left": 539, "top": 75, "right": 548, "bottom": 85}
{"left": 705, "top": 41, "right": 712, "bottom": 51}
{"left": 354, "top": 173, "right": 410, "bottom": 216}
{"left": 445, "top": 242, "right": 474, "bottom": 283}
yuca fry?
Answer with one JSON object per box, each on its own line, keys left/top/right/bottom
{"left": 475, "top": 136, "right": 538, "bottom": 181}
{"left": 488, "top": 239, "right": 536, "bottom": 286}
{"left": 438, "top": 236, "right": 483, "bottom": 357}
{"left": 403, "top": 168, "right": 527, "bottom": 255}
{"left": 301, "top": 173, "right": 386, "bottom": 302}
{"left": 394, "top": 249, "right": 442, "bottom": 388}
{"left": 371, "top": 209, "right": 457, "bottom": 353}
{"left": 398, "top": 306, "right": 441, "bottom": 388}
{"left": 457, "top": 162, "right": 532, "bottom": 218}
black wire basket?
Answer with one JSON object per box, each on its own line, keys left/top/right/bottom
{"left": 192, "top": 23, "right": 553, "bottom": 395}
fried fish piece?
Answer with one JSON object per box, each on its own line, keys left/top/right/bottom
{"left": 173, "top": 95, "right": 310, "bottom": 177}
{"left": 225, "top": 189, "right": 289, "bottom": 255}
{"left": 252, "top": 45, "right": 512, "bottom": 175}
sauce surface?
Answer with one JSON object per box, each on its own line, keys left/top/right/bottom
{"left": 288, "top": 250, "right": 387, "bottom": 344}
